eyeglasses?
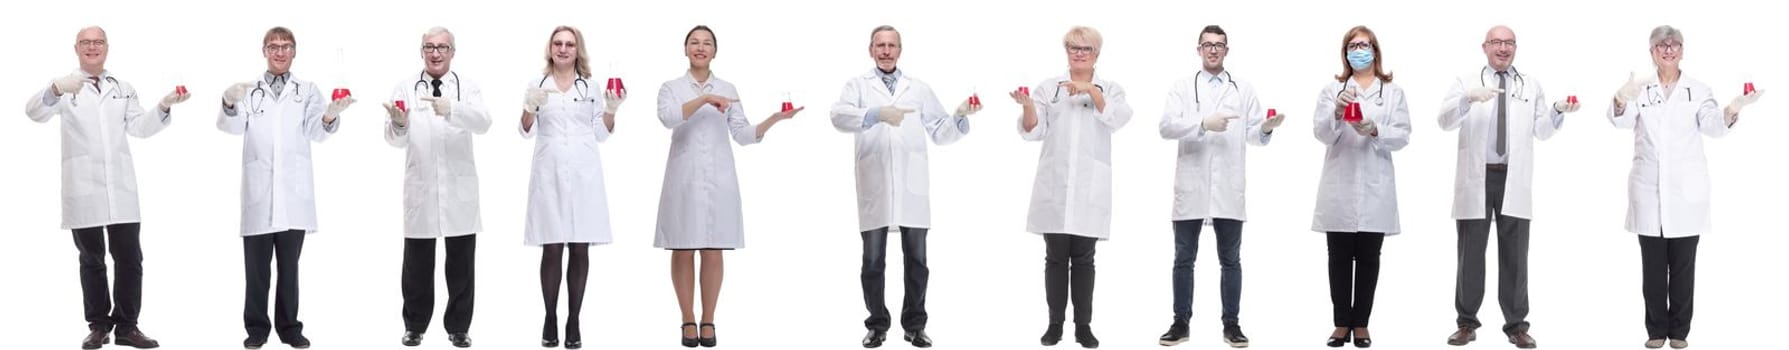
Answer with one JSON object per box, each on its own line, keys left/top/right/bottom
{"left": 1199, "top": 42, "right": 1228, "bottom": 52}
{"left": 552, "top": 41, "right": 577, "bottom": 49}
{"left": 1347, "top": 41, "right": 1373, "bottom": 51}
{"left": 1065, "top": 45, "right": 1097, "bottom": 54}
{"left": 1484, "top": 39, "right": 1516, "bottom": 48}
{"left": 264, "top": 44, "right": 295, "bottom": 53}
{"left": 77, "top": 39, "right": 108, "bottom": 47}
{"left": 1652, "top": 42, "right": 1682, "bottom": 52}
{"left": 422, "top": 44, "right": 453, "bottom": 53}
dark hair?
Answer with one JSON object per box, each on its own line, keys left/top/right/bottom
{"left": 1201, "top": 25, "right": 1226, "bottom": 37}
{"left": 685, "top": 25, "right": 715, "bottom": 49}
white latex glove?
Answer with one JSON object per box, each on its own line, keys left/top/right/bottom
{"left": 1351, "top": 117, "right": 1378, "bottom": 137}
{"left": 325, "top": 97, "right": 356, "bottom": 118}
{"left": 384, "top": 102, "right": 408, "bottom": 127}
{"left": 524, "top": 88, "right": 552, "bottom": 112}
{"left": 1552, "top": 100, "right": 1581, "bottom": 113}
{"left": 1725, "top": 89, "right": 1765, "bottom": 116}
{"left": 603, "top": 89, "right": 625, "bottom": 115}
{"left": 1466, "top": 87, "right": 1504, "bottom": 103}
{"left": 158, "top": 89, "right": 190, "bottom": 109}
{"left": 52, "top": 74, "right": 87, "bottom": 96}
{"left": 1335, "top": 88, "right": 1358, "bottom": 109}
{"left": 420, "top": 96, "right": 451, "bottom": 117}
{"left": 877, "top": 105, "right": 912, "bottom": 126}
{"left": 1262, "top": 113, "right": 1285, "bottom": 132}
{"left": 1614, "top": 72, "right": 1643, "bottom": 106}
{"left": 223, "top": 82, "right": 255, "bottom": 107}
{"left": 955, "top": 98, "right": 981, "bottom": 117}
{"left": 1201, "top": 113, "right": 1240, "bottom": 132}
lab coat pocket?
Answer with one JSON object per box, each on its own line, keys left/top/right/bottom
{"left": 904, "top": 151, "right": 930, "bottom": 196}
{"left": 1089, "top": 161, "right": 1113, "bottom": 214}
{"left": 63, "top": 156, "right": 99, "bottom": 197}
{"left": 245, "top": 160, "right": 273, "bottom": 207}
{"left": 454, "top": 175, "right": 481, "bottom": 204}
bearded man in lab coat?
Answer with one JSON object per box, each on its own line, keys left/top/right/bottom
{"left": 1437, "top": 25, "right": 1579, "bottom": 349}
{"left": 26, "top": 25, "right": 189, "bottom": 350}
{"left": 828, "top": 25, "right": 978, "bottom": 349}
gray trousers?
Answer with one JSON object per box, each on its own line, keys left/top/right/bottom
{"left": 1455, "top": 166, "right": 1531, "bottom": 334}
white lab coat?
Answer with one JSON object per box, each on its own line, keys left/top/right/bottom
{"left": 217, "top": 74, "right": 335, "bottom": 236}
{"left": 653, "top": 72, "right": 759, "bottom": 249}
{"left": 828, "top": 70, "right": 968, "bottom": 232}
{"left": 1311, "top": 78, "right": 1410, "bottom": 235}
{"left": 385, "top": 71, "right": 492, "bottom": 239}
{"left": 1607, "top": 75, "right": 1728, "bottom": 238}
{"left": 25, "top": 70, "right": 171, "bottom": 229}
{"left": 1157, "top": 71, "right": 1271, "bottom": 222}
{"left": 521, "top": 75, "right": 615, "bottom": 246}
{"left": 1439, "top": 67, "right": 1563, "bottom": 221}
{"left": 1019, "top": 74, "right": 1133, "bottom": 240}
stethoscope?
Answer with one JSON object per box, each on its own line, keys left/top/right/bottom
{"left": 1341, "top": 81, "right": 1388, "bottom": 106}
{"left": 536, "top": 75, "right": 594, "bottom": 102}
{"left": 245, "top": 78, "right": 302, "bottom": 114}
{"left": 1480, "top": 67, "right": 1531, "bottom": 103}
{"left": 1050, "top": 80, "right": 1106, "bottom": 104}
{"left": 1192, "top": 70, "right": 1240, "bottom": 108}
{"left": 70, "top": 76, "right": 123, "bottom": 107}
{"left": 1639, "top": 84, "right": 1692, "bottom": 107}
{"left": 413, "top": 71, "right": 462, "bottom": 101}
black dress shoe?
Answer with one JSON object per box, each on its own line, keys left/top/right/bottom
{"left": 1327, "top": 329, "right": 1352, "bottom": 348}
{"left": 862, "top": 329, "right": 887, "bottom": 348}
{"left": 1041, "top": 323, "right": 1064, "bottom": 346}
{"left": 243, "top": 336, "right": 267, "bottom": 349}
{"left": 1074, "top": 323, "right": 1100, "bottom": 349}
{"left": 697, "top": 323, "right": 718, "bottom": 348}
{"left": 1159, "top": 322, "right": 1190, "bottom": 346}
{"left": 448, "top": 333, "right": 472, "bottom": 348}
{"left": 682, "top": 323, "right": 700, "bottom": 348}
{"left": 82, "top": 329, "right": 111, "bottom": 350}
{"left": 402, "top": 331, "right": 423, "bottom": 346}
{"left": 114, "top": 329, "right": 160, "bottom": 349}
{"left": 283, "top": 334, "right": 311, "bottom": 349}
{"left": 1223, "top": 325, "right": 1250, "bottom": 348}
{"left": 904, "top": 330, "right": 933, "bottom": 348}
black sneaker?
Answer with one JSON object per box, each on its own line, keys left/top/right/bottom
{"left": 1158, "top": 322, "right": 1190, "bottom": 346}
{"left": 1223, "top": 325, "right": 1250, "bottom": 348}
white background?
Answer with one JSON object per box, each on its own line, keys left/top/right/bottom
{"left": 2, "top": 0, "right": 1784, "bottom": 349}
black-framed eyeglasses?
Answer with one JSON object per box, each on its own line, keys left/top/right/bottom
{"left": 1347, "top": 42, "right": 1372, "bottom": 51}
{"left": 78, "top": 39, "right": 108, "bottom": 47}
{"left": 1484, "top": 39, "right": 1516, "bottom": 48}
{"left": 1652, "top": 42, "right": 1683, "bottom": 52}
{"left": 422, "top": 44, "right": 453, "bottom": 53}
{"left": 264, "top": 44, "right": 295, "bottom": 53}
{"left": 1199, "top": 42, "right": 1228, "bottom": 51}
{"left": 1065, "top": 45, "right": 1097, "bottom": 54}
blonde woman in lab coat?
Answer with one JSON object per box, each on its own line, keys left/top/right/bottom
{"left": 519, "top": 25, "right": 623, "bottom": 350}
{"left": 653, "top": 25, "right": 803, "bottom": 348}
{"left": 1311, "top": 25, "right": 1411, "bottom": 349}
{"left": 1608, "top": 25, "right": 1763, "bottom": 350}
{"left": 1014, "top": 26, "right": 1133, "bottom": 349}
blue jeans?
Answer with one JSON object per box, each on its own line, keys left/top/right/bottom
{"left": 1171, "top": 219, "right": 1242, "bottom": 325}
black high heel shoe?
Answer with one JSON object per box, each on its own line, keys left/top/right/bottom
{"left": 680, "top": 323, "right": 699, "bottom": 348}
{"left": 564, "top": 321, "right": 583, "bottom": 349}
{"left": 542, "top": 318, "right": 559, "bottom": 348}
{"left": 1352, "top": 329, "right": 1371, "bottom": 348}
{"left": 1327, "top": 328, "right": 1352, "bottom": 348}
{"left": 698, "top": 323, "right": 718, "bottom": 348}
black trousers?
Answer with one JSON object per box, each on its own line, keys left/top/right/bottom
{"left": 1043, "top": 233, "right": 1097, "bottom": 325}
{"left": 1455, "top": 167, "right": 1532, "bottom": 333}
{"left": 1639, "top": 235, "right": 1697, "bottom": 340}
{"left": 403, "top": 234, "right": 477, "bottom": 334}
{"left": 1327, "top": 232, "right": 1385, "bottom": 328}
{"left": 244, "top": 230, "right": 305, "bottom": 341}
{"left": 72, "top": 223, "right": 144, "bottom": 333}
{"left": 861, "top": 226, "right": 929, "bottom": 332}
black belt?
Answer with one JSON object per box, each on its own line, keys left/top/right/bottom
{"left": 1486, "top": 163, "right": 1507, "bottom": 171}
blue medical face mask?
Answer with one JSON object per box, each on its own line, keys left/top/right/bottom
{"left": 1347, "top": 49, "right": 1375, "bottom": 71}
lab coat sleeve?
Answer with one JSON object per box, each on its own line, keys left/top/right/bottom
{"left": 590, "top": 91, "right": 613, "bottom": 143}
{"left": 921, "top": 88, "right": 966, "bottom": 145}
{"left": 726, "top": 98, "right": 760, "bottom": 146}
{"left": 830, "top": 80, "right": 870, "bottom": 133}
{"left": 1242, "top": 85, "right": 1270, "bottom": 146}
{"left": 1023, "top": 84, "right": 1044, "bottom": 141}
{"left": 1092, "top": 83, "right": 1133, "bottom": 131}
{"left": 217, "top": 99, "right": 248, "bottom": 135}
{"left": 1438, "top": 77, "right": 1472, "bottom": 131}
{"left": 121, "top": 83, "right": 171, "bottom": 138}
{"left": 1370, "top": 87, "right": 1412, "bottom": 152}
{"left": 657, "top": 82, "right": 688, "bottom": 129}
{"left": 385, "top": 85, "right": 409, "bottom": 148}
{"left": 1694, "top": 91, "right": 1729, "bottom": 137}
{"left": 1158, "top": 82, "right": 1202, "bottom": 141}
{"left": 1530, "top": 83, "right": 1562, "bottom": 141}
{"left": 303, "top": 85, "right": 336, "bottom": 142}
{"left": 447, "top": 80, "right": 492, "bottom": 134}
{"left": 1607, "top": 99, "right": 1638, "bottom": 129}
{"left": 27, "top": 84, "right": 63, "bottom": 123}
{"left": 1313, "top": 84, "right": 1346, "bottom": 145}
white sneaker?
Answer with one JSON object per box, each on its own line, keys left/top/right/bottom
{"left": 1669, "top": 339, "right": 1689, "bottom": 349}
{"left": 1644, "top": 339, "right": 1666, "bottom": 349}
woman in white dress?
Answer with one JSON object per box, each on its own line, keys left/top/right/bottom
{"left": 653, "top": 25, "right": 802, "bottom": 348}
{"left": 519, "top": 25, "right": 624, "bottom": 350}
